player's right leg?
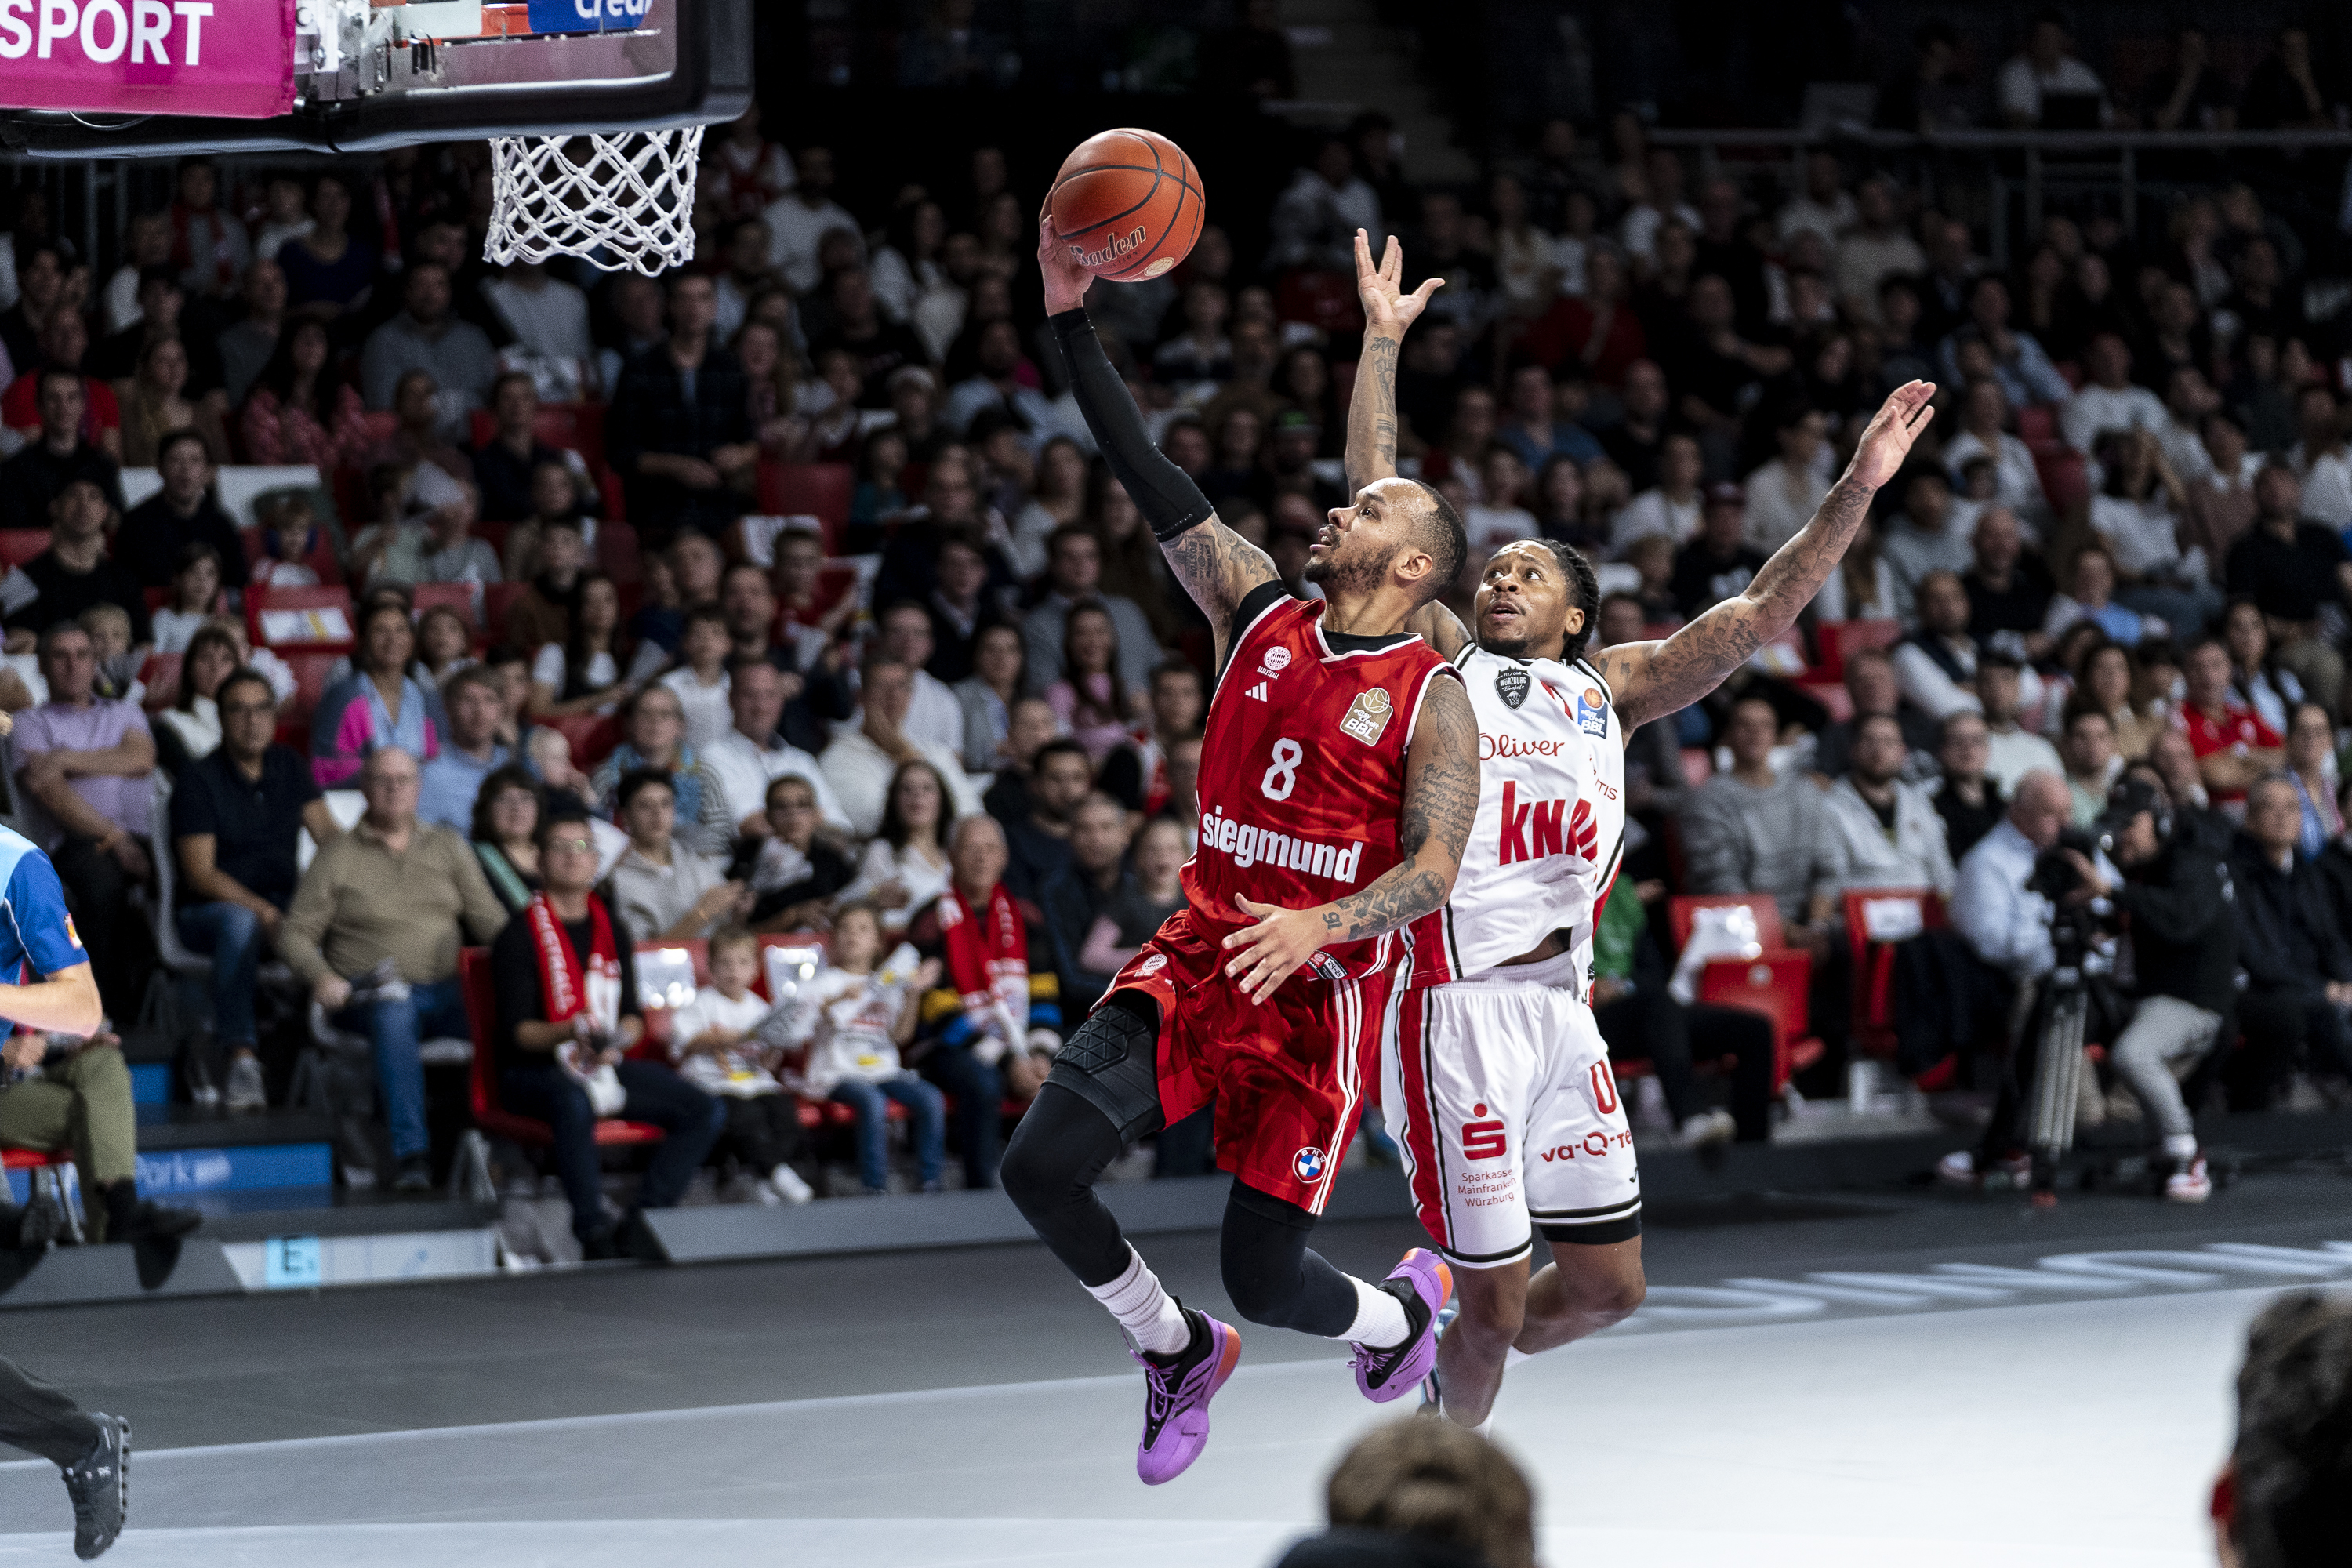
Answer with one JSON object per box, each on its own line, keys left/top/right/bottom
{"left": 1000, "top": 966, "right": 1240, "bottom": 1485}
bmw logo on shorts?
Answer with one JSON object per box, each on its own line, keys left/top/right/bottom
{"left": 1294, "top": 1146, "right": 1326, "bottom": 1183}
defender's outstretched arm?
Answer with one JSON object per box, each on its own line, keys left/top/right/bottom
{"left": 1599, "top": 381, "right": 1938, "bottom": 730}
{"left": 1040, "top": 218, "right": 1276, "bottom": 671}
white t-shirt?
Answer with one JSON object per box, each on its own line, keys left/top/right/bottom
{"left": 661, "top": 666, "right": 733, "bottom": 751}
{"left": 1463, "top": 503, "right": 1540, "bottom": 561}
{"left": 840, "top": 839, "right": 952, "bottom": 935}
{"left": 2089, "top": 494, "right": 2188, "bottom": 580}
{"left": 151, "top": 607, "right": 210, "bottom": 655}
{"left": 702, "top": 728, "right": 854, "bottom": 837}
{"left": 1608, "top": 489, "right": 1701, "bottom": 557}
{"left": 782, "top": 946, "right": 924, "bottom": 1095}
{"left": 668, "top": 988, "right": 782, "bottom": 1098}
{"left": 533, "top": 642, "right": 664, "bottom": 710}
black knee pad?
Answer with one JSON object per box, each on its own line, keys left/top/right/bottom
{"left": 1044, "top": 991, "right": 1167, "bottom": 1145}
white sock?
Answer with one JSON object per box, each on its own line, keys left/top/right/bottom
{"left": 2163, "top": 1134, "right": 2199, "bottom": 1161}
{"left": 1087, "top": 1246, "right": 1192, "bottom": 1357}
{"left": 1505, "top": 1347, "right": 1532, "bottom": 1370}
{"left": 1334, "top": 1276, "right": 1412, "bottom": 1348}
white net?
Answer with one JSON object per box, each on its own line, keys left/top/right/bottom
{"left": 485, "top": 126, "right": 706, "bottom": 275}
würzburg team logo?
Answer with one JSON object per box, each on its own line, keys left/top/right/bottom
{"left": 1294, "top": 1146, "right": 1326, "bottom": 1183}
{"left": 1494, "top": 666, "right": 1530, "bottom": 710}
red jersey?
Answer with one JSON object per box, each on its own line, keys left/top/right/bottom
{"left": 1185, "top": 586, "right": 1457, "bottom": 982}
{"left": 2178, "top": 702, "right": 2280, "bottom": 803}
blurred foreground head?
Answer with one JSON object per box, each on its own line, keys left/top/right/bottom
{"left": 1276, "top": 1417, "right": 1535, "bottom": 1568}
{"left": 2217, "top": 1291, "right": 2352, "bottom": 1568}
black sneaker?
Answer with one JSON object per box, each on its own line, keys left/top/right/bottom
{"left": 392, "top": 1155, "right": 436, "bottom": 1194}
{"left": 60, "top": 1413, "right": 127, "bottom": 1560}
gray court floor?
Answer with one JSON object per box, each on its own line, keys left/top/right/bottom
{"left": 0, "top": 1173, "right": 2342, "bottom": 1566}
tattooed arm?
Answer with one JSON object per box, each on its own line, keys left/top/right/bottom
{"left": 1219, "top": 674, "right": 1480, "bottom": 1002}
{"left": 1598, "top": 381, "right": 1937, "bottom": 731}
{"left": 1039, "top": 215, "right": 1276, "bottom": 669}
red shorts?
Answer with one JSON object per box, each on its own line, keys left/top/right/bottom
{"left": 1102, "top": 909, "right": 1396, "bottom": 1215}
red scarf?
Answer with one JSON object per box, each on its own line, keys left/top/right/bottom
{"left": 937, "top": 882, "right": 1028, "bottom": 1044}
{"left": 524, "top": 891, "right": 622, "bottom": 1034}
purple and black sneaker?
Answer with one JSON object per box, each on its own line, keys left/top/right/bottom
{"left": 1132, "top": 1308, "right": 1242, "bottom": 1485}
{"left": 1352, "top": 1248, "right": 1453, "bottom": 1403}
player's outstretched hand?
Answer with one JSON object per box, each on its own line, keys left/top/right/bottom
{"left": 1355, "top": 230, "right": 1442, "bottom": 337}
{"left": 1848, "top": 379, "right": 1938, "bottom": 491}
{"left": 1222, "top": 895, "right": 1327, "bottom": 1004}
{"left": 1037, "top": 213, "right": 1094, "bottom": 316}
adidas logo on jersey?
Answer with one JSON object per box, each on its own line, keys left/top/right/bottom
{"left": 1247, "top": 681, "right": 1270, "bottom": 701}
{"left": 1497, "top": 780, "right": 1599, "bottom": 866}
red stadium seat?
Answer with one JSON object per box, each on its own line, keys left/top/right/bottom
{"left": 546, "top": 711, "right": 619, "bottom": 768}
{"left": 756, "top": 463, "right": 854, "bottom": 553}
{"left": 279, "top": 650, "right": 342, "bottom": 720}
{"left": 1843, "top": 887, "right": 1947, "bottom": 1069}
{"left": 0, "top": 530, "right": 49, "bottom": 569}
{"left": 2035, "top": 448, "right": 2089, "bottom": 519}
{"left": 1812, "top": 619, "right": 1903, "bottom": 681}
{"left": 410, "top": 581, "right": 477, "bottom": 629}
{"left": 1276, "top": 269, "right": 1364, "bottom": 336}
{"left": 139, "top": 652, "right": 181, "bottom": 710}
{"left": 1694, "top": 950, "right": 1823, "bottom": 1091}
{"left": 466, "top": 403, "right": 608, "bottom": 474}
{"left": 2014, "top": 405, "right": 2056, "bottom": 445}
{"left": 458, "top": 948, "right": 666, "bottom": 1150}
{"left": 485, "top": 581, "right": 531, "bottom": 637}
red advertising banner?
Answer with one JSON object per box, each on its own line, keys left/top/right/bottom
{"left": 0, "top": 0, "right": 297, "bottom": 118}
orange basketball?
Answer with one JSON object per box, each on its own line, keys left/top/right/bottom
{"left": 1047, "top": 128, "right": 1206, "bottom": 282}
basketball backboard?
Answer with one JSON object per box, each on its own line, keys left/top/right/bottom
{"left": 0, "top": 0, "right": 750, "bottom": 158}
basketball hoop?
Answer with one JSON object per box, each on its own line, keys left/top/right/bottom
{"left": 485, "top": 125, "right": 706, "bottom": 276}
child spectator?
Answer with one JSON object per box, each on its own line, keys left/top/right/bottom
{"left": 668, "top": 925, "right": 815, "bottom": 1204}
{"left": 151, "top": 541, "right": 223, "bottom": 655}
{"left": 781, "top": 903, "right": 947, "bottom": 1196}
{"left": 414, "top": 604, "right": 477, "bottom": 688}
{"left": 251, "top": 495, "right": 324, "bottom": 590}
{"left": 1079, "top": 815, "right": 1188, "bottom": 977}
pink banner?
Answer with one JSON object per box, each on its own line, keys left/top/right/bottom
{"left": 0, "top": 0, "right": 296, "bottom": 118}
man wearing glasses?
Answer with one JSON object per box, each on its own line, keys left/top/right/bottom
{"left": 170, "top": 669, "right": 348, "bottom": 1112}
{"left": 282, "top": 746, "right": 510, "bottom": 1192}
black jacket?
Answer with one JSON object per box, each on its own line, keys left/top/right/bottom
{"left": 2113, "top": 836, "right": 2239, "bottom": 1017}
{"left": 2317, "top": 839, "right": 2352, "bottom": 949}
{"left": 2227, "top": 832, "right": 2352, "bottom": 998}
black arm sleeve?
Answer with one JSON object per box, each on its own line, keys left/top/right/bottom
{"left": 1047, "top": 310, "right": 1214, "bottom": 543}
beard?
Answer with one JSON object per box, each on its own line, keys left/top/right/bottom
{"left": 1304, "top": 539, "right": 1396, "bottom": 600}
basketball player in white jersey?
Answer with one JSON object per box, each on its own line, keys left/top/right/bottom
{"left": 1345, "top": 231, "right": 1939, "bottom": 1431}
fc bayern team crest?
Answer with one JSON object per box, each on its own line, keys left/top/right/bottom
{"left": 1294, "top": 1145, "right": 1327, "bottom": 1182}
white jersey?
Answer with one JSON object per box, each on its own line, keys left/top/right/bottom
{"left": 1403, "top": 644, "right": 1625, "bottom": 987}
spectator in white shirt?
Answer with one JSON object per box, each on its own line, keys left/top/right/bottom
{"left": 2156, "top": 365, "right": 2222, "bottom": 483}
{"left": 2091, "top": 426, "right": 2220, "bottom": 636}
{"left": 1833, "top": 177, "right": 1926, "bottom": 324}
{"left": 2288, "top": 384, "right": 2352, "bottom": 529}
{"left": 1996, "top": 15, "right": 2109, "bottom": 128}
{"left": 1463, "top": 445, "right": 1541, "bottom": 558}
{"left": 1952, "top": 771, "right": 2074, "bottom": 982}
{"left": 1977, "top": 655, "right": 2064, "bottom": 795}
{"left": 870, "top": 600, "right": 965, "bottom": 757}
{"left": 659, "top": 604, "right": 735, "bottom": 750}
{"left": 1893, "top": 570, "right": 2036, "bottom": 721}
{"left": 1608, "top": 431, "right": 1704, "bottom": 557}
{"left": 1940, "top": 379, "right": 2051, "bottom": 537}
{"left": 1264, "top": 138, "right": 1385, "bottom": 273}
{"left": 702, "top": 656, "right": 851, "bottom": 842}
{"left": 1775, "top": 151, "right": 1857, "bottom": 249}
{"left": 1740, "top": 403, "right": 1835, "bottom": 554}
{"left": 1619, "top": 147, "right": 1702, "bottom": 264}
{"left": 2060, "top": 333, "right": 2172, "bottom": 456}
{"left": 481, "top": 263, "right": 595, "bottom": 398}
{"left": 1880, "top": 467, "right": 1975, "bottom": 620}
{"left": 760, "top": 147, "right": 865, "bottom": 296}
{"left": 822, "top": 657, "right": 982, "bottom": 839}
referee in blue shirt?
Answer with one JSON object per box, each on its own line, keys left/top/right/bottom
{"left": 0, "top": 794, "right": 132, "bottom": 1558}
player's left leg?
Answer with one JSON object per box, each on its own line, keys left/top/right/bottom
{"left": 1515, "top": 1030, "right": 1646, "bottom": 1359}
{"left": 1518, "top": 1231, "right": 1646, "bottom": 1355}
{"left": 1428, "top": 1258, "right": 1530, "bottom": 1430}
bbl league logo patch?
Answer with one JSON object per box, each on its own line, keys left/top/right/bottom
{"left": 1495, "top": 666, "right": 1530, "bottom": 710}
{"left": 1573, "top": 685, "right": 1610, "bottom": 737}
{"left": 1339, "top": 686, "right": 1394, "bottom": 746}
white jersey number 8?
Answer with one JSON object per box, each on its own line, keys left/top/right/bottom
{"left": 1261, "top": 738, "right": 1304, "bottom": 801}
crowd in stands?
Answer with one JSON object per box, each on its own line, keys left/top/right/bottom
{"left": 8, "top": 34, "right": 2352, "bottom": 1218}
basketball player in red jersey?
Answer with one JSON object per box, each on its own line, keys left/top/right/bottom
{"left": 1345, "top": 232, "right": 1936, "bottom": 1434}
{"left": 1002, "top": 216, "right": 1482, "bottom": 1485}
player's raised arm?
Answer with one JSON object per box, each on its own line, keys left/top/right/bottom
{"left": 1599, "top": 380, "right": 1937, "bottom": 730}
{"left": 1220, "top": 673, "right": 1480, "bottom": 1002}
{"left": 1344, "top": 232, "right": 1469, "bottom": 663}
{"left": 1040, "top": 217, "right": 1276, "bottom": 671}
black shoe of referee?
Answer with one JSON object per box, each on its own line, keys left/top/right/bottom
{"left": 60, "top": 1412, "right": 127, "bottom": 1560}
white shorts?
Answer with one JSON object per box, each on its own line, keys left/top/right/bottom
{"left": 1382, "top": 962, "right": 1639, "bottom": 1269}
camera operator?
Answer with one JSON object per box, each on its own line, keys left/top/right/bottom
{"left": 1942, "top": 770, "right": 2113, "bottom": 1187}
{"left": 2047, "top": 777, "right": 2238, "bottom": 1203}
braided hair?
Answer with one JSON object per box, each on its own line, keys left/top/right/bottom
{"left": 1548, "top": 539, "right": 1602, "bottom": 666}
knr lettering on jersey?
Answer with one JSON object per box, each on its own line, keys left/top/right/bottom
{"left": 1496, "top": 781, "right": 1598, "bottom": 866}
{"left": 1200, "top": 805, "right": 1364, "bottom": 884}
{"left": 1, "top": 0, "right": 211, "bottom": 63}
